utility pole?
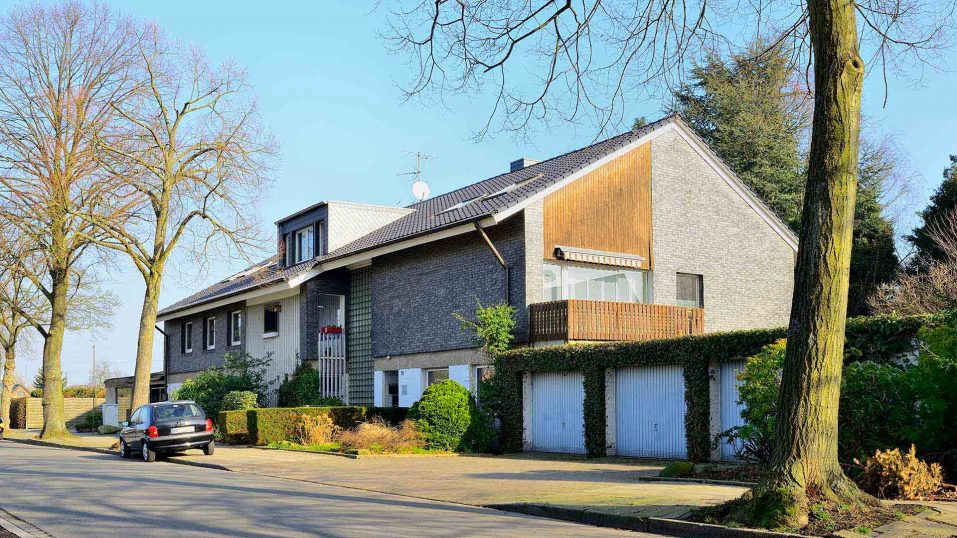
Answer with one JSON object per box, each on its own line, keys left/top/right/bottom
{"left": 91, "top": 343, "right": 96, "bottom": 430}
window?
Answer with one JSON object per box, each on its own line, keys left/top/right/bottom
{"left": 676, "top": 273, "right": 704, "bottom": 308}
{"left": 292, "top": 226, "right": 314, "bottom": 263}
{"left": 263, "top": 306, "right": 279, "bottom": 337}
{"left": 543, "top": 262, "right": 648, "bottom": 303}
{"left": 426, "top": 368, "right": 449, "bottom": 386}
{"left": 204, "top": 316, "right": 216, "bottom": 350}
{"left": 182, "top": 321, "right": 193, "bottom": 354}
{"left": 228, "top": 310, "right": 242, "bottom": 346}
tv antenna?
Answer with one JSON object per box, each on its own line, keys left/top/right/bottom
{"left": 399, "top": 151, "right": 433, "bottom": 201}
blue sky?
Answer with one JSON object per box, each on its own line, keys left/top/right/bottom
{"left": 21, "top": 1, "right": 956, "bottom": 384}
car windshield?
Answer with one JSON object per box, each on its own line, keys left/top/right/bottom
{"left": 153, "top": 403, "right": 204, "bottom": 421}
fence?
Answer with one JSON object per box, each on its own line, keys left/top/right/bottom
{"left": 10, "top": 397, "right": 103, "bottom": 429}
{"left": 529, "top": 300, "right": 705, "bottom": 342}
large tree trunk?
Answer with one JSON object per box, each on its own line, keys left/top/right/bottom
{"left": 131, "top": 272, "right": 162, "bottom": 409}
{"left": 748, "top": 0, "right": 874, "bottom": 528}
{"left": 40, "top": 270, "right": 70, "bottom": 439}
{"left": 1, "top": 345, "right": 14, "bottom": 432}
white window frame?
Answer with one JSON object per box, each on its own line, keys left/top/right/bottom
{"left": 183, "top": 321, "right": 193, "bottom": 354}
{"left": 293, "top": 226, "right": 314, "bottom": 264}
{"left": 229, "top": 310, "right": 242, "bottom": 346}
{"left": 205, "top": 316, "right": 216, "bottom": 350}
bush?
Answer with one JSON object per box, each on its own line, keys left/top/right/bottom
{"left": 73, "top": 409, "right": 103, "bottom": 432}
{"left": 337, "top": 417, "right": 425, "bottom": 453}
{"left": 97, "top": 425, "right": 121, "bottom": 435}
{"left": 717, "top": 340, "right": 784, "bottom": 467}
{"left": 839, "top": 361, "right": 914, "bottom": 462}
{"left": 911, "top": 314, "right": 957, "bottom": 461}
{"left": 175, "top": 352, "right": 272, "bottom": 421}
{"left": 276, "top": 362, "right": 345, "bottom": 408}
{"left": 218, "top": 410, "right": 250, "bottom": 445}
{"left": 856, "top": 446, "right": 944, "bottom": 500}
{"left": 246, "top": 406, "right": 407, "bottom": 445}
{"left": 221, "top": 391, "right": 259, "bottom": 411}
{"left": 293, "top": 413, "right": 337, "bottom": 445}
{"left": 409, "top": 379, "right": 476, "bottom": 451}
{"left": 660, "top": 460, "right": 695, "bottom": 478}
{"left": 63, "top": 386, "right": 106, "bottom": 399}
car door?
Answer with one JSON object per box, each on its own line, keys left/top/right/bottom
{"left": 121, "top": 407, "right": 141, "bottom": 446}
{"left": 135, "top": 406, "right": 151, "bottom": 450}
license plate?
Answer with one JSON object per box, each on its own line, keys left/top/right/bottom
{"left": 170, "top": 426, "right": 193, "bottom": 435}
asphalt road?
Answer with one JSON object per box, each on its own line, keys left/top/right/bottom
{"left": 0, "top": 442, "right": 650, "bottom": 537}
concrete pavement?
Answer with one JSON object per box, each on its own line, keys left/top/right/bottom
{"left": 0, "top": 441, "right": 651, "bottom": 537}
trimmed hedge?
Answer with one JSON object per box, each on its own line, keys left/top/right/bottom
{"left": 219, "top": 410, "right": 250, "bottom": 445}
{"left": 244, "top": 406, "right": 408, "bottom": 446}
{"left": 498, "top": 327, "right": 787, "bottom": 460}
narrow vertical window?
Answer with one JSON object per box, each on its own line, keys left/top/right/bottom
{"left": 182, "top": 321, "right": 193, "bottom": 353}
{"left": 205, "top": 316, "right": 216, "bottom": 350}
{"left": 230, "top": 310, "right": 242, "bottom": 346}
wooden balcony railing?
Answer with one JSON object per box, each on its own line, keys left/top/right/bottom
{"left": 529, "top": 300, "right": 705, "bottom": 343}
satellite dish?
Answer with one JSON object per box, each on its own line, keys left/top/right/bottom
{"left": 412, "top": 180, "right": 431, "bottom": 201}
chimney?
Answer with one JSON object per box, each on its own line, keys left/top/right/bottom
{"left": 509, "top": 157, "right": 540, "bottom": 172}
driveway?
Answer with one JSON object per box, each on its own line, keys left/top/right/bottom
{"left": 163, "top": 446, "right": 746, "bottom": 520}
{"left": 0, "top": 442, "right": 650, "bottom": 537}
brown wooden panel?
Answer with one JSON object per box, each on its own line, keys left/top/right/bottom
{"left": 543, "top": 143, "right": 653, "bottom": 269}
{"left": 528, "top": 300, "right": 704, "bottom": 342}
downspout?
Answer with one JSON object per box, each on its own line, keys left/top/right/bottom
{"left": 155, "top": 325, "right": 169, "bottom": 401}
{"left": 474, "top": 222, "right": 511, "bottom": 304}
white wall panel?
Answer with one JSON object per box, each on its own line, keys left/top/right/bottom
{"left": 245, "top": 294, "right": 300, "bottom": 406}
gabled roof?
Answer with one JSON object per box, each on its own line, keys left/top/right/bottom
{"left": 157, "top": 115, "right": 797, "bottom": 319}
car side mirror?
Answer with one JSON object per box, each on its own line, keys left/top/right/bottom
{"left": 120, "top": 421, "right": 129, "bottom": 428}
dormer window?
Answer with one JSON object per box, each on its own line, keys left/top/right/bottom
{"left": 292, "top": 225, "right": 315, "bottom": 264}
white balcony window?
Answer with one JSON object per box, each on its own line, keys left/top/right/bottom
{"left": 543, "top": 262, "right": 648, "bottom": 303}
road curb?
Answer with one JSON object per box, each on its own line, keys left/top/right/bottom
{"left": 0, "top": 508, "right": 46, "bottom": 538}
{"left": 485, "top": 503, "right": 811, "bottom": 537}
{"left": 640, "top": 476, "right": 759, "bottom": 488}
{"left": 2, "top": 437, "right": 115, "bottom": 456}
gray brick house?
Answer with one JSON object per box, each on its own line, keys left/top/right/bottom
{"left": 156, "top": 115, "right": 796, "bottom": 408}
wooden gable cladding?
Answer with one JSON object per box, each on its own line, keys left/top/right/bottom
{"left": 542, "top": 142, "right": 653, "bottom": 269}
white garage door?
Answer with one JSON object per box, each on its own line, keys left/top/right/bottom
{"left": 616, "top": 365, "right": 687, "bottom": 458}
{"left": 530, "top": 371, "right": 585, "bottom": 454}
{"left": 719, "top": 360, "right": 747, "bottom": 460}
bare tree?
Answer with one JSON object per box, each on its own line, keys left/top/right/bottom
{"left": 81, "top": 24, "right": 276, "bottom": 410}
{"left": 0, "top": 258, "right": 42, "bottom": 431}
{"left": 0, "top": 2, "right": 140, "bottom": 438}
{"left": 870, "top": 208, "right": 957, "bottom": 314}
{"left": 383, "top": 0, "right": 954, "bottom": 527}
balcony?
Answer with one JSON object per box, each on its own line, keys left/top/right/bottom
{"left": 529, "top": 300, "right": 704, "bottom": 343}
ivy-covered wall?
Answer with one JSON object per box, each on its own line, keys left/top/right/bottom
{"left": 498, "top": 328, "right": 787, "bottom": 460}
{"left": 498, "top": 314, "right": 932, "bottom": 461}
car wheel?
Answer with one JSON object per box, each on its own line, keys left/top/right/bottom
{"left": 142, "top": 441, "right": 156, "bottom": 463}
{"left": 120, "top": 440, "right": 130, "bottom": 459}
{"left": 203, "top": 440, "right": 215, "bottom": 456}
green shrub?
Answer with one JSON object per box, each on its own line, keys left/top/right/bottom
{"left": 73, "top": 408, "right": 103, "bottom": 432}
{"left": 718, "top": 340, "right": 785, "bottom": 467}
{"left": 246, "top": 406, "right": 407, "bottom": 445}
{"left": 911, "top": 314, "right": 957, "bottom": 458}
{"left": 62, "top": 386, "right": 106, "bottom": 399}
{"left": 660, "top": 460, "right": 695, "bottom": 478}
{"left": 839, "top": 361, "right": 914, "bottom": 462}
{"left": 219, "top": 410, "right": 250, "bottom": 445}
{"left": 175, "top": 352, "right": 272, "bottom": 420}
{"left": 97, "top": 424, "right": 121, "bottom": 435}
{"left": 276, "top": 362, "right": 345, "bottom": 408}
{"left": 409, "top": 380, "right": 476, "bottom": 451}
{"left": 221, "top": 391, "right": 259, "bottom": 411}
